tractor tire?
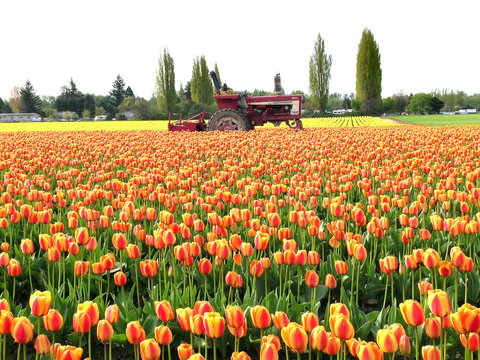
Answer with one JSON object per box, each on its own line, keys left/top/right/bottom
{"left": 207, "top": 109, "right": 250, "bottom": 131}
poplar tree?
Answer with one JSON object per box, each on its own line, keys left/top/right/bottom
{"left": 155, "top": 47, "right": 176, "bottom": 113}
{"left": 191, "top": 56, "right": 213, "bottom": 104}
{"left": 309, "top": 33, "right": 332, "bottom": 112}
{"left": 356, "top": 28, "right": 382, "bottom": 114}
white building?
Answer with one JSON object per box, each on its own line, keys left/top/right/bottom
{"left": 0, "top": 113, "right": 42, "bottom": 122}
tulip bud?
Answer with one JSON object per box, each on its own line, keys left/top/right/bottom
{"left": 97, "top": 319, "right": 114, "bottom": 342}
{"left": 155, "top": 325, "right": 173, "bottom": 345}
{"left": 11, "top": 317, "right": 34, "bottom": 344}
{"left": 43, "top": 309, "right": 63, "bottom": 332}
{"left": 177, "top": 344, "right": 193, "bottom": 360}
{"left": 34, "top": 334, "right": 50, "bottom": 355}
{"left": 140, "top": 339, "right": 161, "bottom": 360}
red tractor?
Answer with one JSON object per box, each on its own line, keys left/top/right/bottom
{"left": 168, "top": 72, "right": 303, "bottom": 131}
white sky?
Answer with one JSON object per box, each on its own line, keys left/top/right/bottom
{"left": 1, "top": 0, "right": 479, "bottom": 100}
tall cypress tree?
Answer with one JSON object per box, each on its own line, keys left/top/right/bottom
{"left": 19, "top": 80, "right": 43, "bottom": 115}
{"left": 356, "top": 28, "right": 382, "bottom": 114}
{"left": 109, "top": 75, "right": 126, "bottom": 107}
{"left": 155, "top": 47, "right": 176, "bottom": 113}
{"left": 309, "top": 33, "right": 332, "bottom": 112}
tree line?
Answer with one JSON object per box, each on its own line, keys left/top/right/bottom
{"left": 1, "top": 29, "right": 479, "bottom": 120}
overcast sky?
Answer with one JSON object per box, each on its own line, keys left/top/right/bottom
{"left": 1, "top": 0, "right": 479, "bottom": 101}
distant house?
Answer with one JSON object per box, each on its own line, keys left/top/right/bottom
{"left": 0, "top": 113, "right": 42, "bottom": 122}
{"left": 122, "top": 111, "right": 135, "bottom": 120}
{"left": 54, "top": 111, "right": 79, "bottom": 120}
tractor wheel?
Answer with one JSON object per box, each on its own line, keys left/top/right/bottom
{"left": 207, "top": 109, "right": 250, "bottom": 131}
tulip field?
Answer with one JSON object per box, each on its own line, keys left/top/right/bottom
{"left": 1, "top": 124, "right": 480, "bottom": 360}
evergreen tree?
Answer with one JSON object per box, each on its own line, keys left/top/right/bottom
{"left": 19, "top": 80, "right": 43, "bottom": 115}
{"left": 0, "top": 98, "right": 4, "bottom": 112}
{"left": 214, "top": 63, "right": 221, "bottom": 85}
{"left": 155, "top": 48, "right": 177, "bottom": 113}
{"left": 109, "top": 75, "right": 126, "bottom": 107}
{"left": 56, "top": 78, "right": 83, "bottom": 115}
{"left": 356, "top": 28, "right": 382, "bottom": 114}
{"left": 309, "top": 33, "right": 332, "bottom": 112}
{"left": 125, "top": 86, "right": 134, "bottom": 98}
{"left": 184, "top": 81, "right": 192, "bottom": 101}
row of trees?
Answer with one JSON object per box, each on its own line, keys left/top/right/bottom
{"left": 2, "top": 31, "right": 479, "bottom": 120}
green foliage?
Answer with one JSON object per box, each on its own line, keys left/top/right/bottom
{"left": 19, "top": 79, "right": 44, "bottom": 115}
{"left": 155, "top": 47, "right": 177, "bottom": 113}
{"left": 356, "top": 28, "right": 382, "bottom": 115}
{"left": 407, "top": 93, "right": 433, "bottom": 114}
{"left": 191, "top": 56, "right": 214, "bottom": 105}
{"left": 214, "top": 63, "right": 221, "bottom": 86}
{"left": 125, "top": 86, "right": 134, "bottom": 98}
{"left": 109, "top": 74, "right": 127, "bottom": 108}
{"left": 309, "top": 33, "right": 332, "bottom": 112}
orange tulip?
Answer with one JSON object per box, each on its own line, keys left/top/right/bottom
{"left": 20, "top": 239, "right": 34, "bottom": 255}
{"left": 203, "top": 312, "right": 225, "bottom": 338}
{"left": 73, "top": 311, "right": 91, "bottom": 334}
{"left": 190, "top": 314, "right": 206, "bottom": 336}
{"left": 198, "top": 258, "right": 213, "bottom": 275}
{"left": 250, "top": 306, "right": 271, "bottom": 329}
{"left": 0, "top": 310, "right": 14, "bottom": 334}
{"left": 34, "top": 334, "right": 50, "bottom": 355}
{"left": 177, "top": 343, "right": 193, "bottom": 360}
{"left": 329, "top": 314, "right": 354, "bottom": 340}
{"left": 330, "top": 303, "right": 350, "bottom": 318}
{"left": 310, "top": 325, "right": 328, "bottom": 351}
{"left": 155, "top": 300, "right": 174, "bottom": 322}
{"left": 54, "top": 345, "right": 83, "bottom": 360}
{"left": 421, "top": 345, "right": 440, "bottom": 360}
{"left": 140, "top": 259, "right": 158, "bottom": 277}
{"left": 460, "top": 332, "right": 480, "bottom": 351}
{"left": 97, "top": 319, "right": 114, "bottom": 342}
{"left": 301, "top": 312, "right": 319, "bottom": 332}
{"left": 324, "top": 274, "right": 337, "bottom": 289}
{"left": 155, "top": 325, "right": 173, "bottom": 345}
{"left": 271, "top": 311, "right": 289, "bottom": 330}
{"left": 43, "top": 309, "right": 63, "bottom": 332}
{"left": 334, "top": 260, "right": 348, "bottom": 275}
{"left": 424, "top": 317, "right": 441, "bottom": 339}
{"left": 451, "top": 304, "right": 480, "bottom": 334}
{"left": 176, "top": 307, "right": 193, "bottom": 332}
{"left": 305, "top": 270, "right": 319, "bottom": 288}
{"left": 323, "top": 332, "right": 341, "bottom": 355}
{"left": 260, "top": 342, "right": 278, "bottom": 360}
{"left": 140, "top": 339, "right": 161, "bottom": 360}
{"left": 77, "top": 301, "right": 99, "bottom": 326}
{"left": 225, "top": 305, "right": 245, "bottom": 329}
{"left": 126, "top": 321, "right": 146, "bottom": 345}
{"left": 7, "top": 259, "right": 21, "bottom": 277}
{"left": 437, "top": 261, "right": 452, "bottom": 277}
{"left": 231, "top": 351, "right": 252, "bottom": 360}
{"left": 399, "top": 334, "right": 411, "bottom": 355}
{"left": 105, "top": 304, "right": 120, "bottom": 324}
{"left": 11, "top": 317, "right": 34, "bottom": 344}
{"left": 376, "top": 329, "right": 398, "bottom": 353}
{"left": 281, "top": 322, "right": 308, "bottom": 353}
{"left": 29, "top": 290, "right": 51, "bottom": 317}
{"left": 427, "top": 289, "right": 451, "bottom": 317}
{"left": 400, "top": 300, "right": 425, "bottom": 327}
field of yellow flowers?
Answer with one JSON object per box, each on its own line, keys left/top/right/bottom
{"left": 0, "top": 125, "right": 479, "bottom": 360}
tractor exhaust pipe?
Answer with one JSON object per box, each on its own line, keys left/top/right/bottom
{"left": 274, "top": 73, "right": 282, "bottom": 95}
{"left": 210, "top": 71, "right": 221, "bottom": 92}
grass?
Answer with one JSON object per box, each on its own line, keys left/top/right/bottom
{"left": 390, "top": 113, "right": 480, "bottom": 126}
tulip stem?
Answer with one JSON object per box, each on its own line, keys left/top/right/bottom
{"left": 382, "top": 274, "right": 389, "bottom": 310}
{"left": 106, "top": 270, "right": 110, "bottom": 305}
{"left": 134, "top": 259, "right": 140, "bottom": 306}
{"left": 356, "top": 261, "right": 360, "bottom": 306}
{"left": 414, "top": 326, "right": 419, "bottom": 360}
{"left": 411, "top": 269, "right": 415, "bottom": 300}
{"left": 204, "top": 275, "right": 208, "bottom": 301}
{"left": 0, "top": 335, "right": 2, "bottom": 360}
{"left": 464, "top": 272, "right": 468, "bottom": 303}
{"left": 27, "top": 256, "right": 33, "bottom": 293}
{"left": 12, "top": 277, "right": 15, "bottom": 307}
{"left": 311, "top": 286, "right": 316, "bottom": 312}
{"left": 89, "top": 329, "right": 92, "bottom": 360}
{"left": 109, "top": 340, "right": 112, "bottom": 360}
{"left": 37, "top": 316, "right": 41, "bottom": 337}
{"left": 23, "top": 344, "right": 26, "bottom": 360}
{"left": 88, "top": 253, "right": 92, "bottom": 299}
{"left": 205, "top": 334, "right": 208, "bottom": 360}
{"left": 350, "top": 259, "right": 355, "bottom": 305}
{"left": 297, "top": 352, "right": 301, "bottom": 360}
{"left": 213, "top": 338, "right": 217, "bottom": 360}
{"left": 454, "top": 267, "right": 458, "bottom": 311}
{"left": 104, "top": 342, "right": 107, "bottom": 360}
